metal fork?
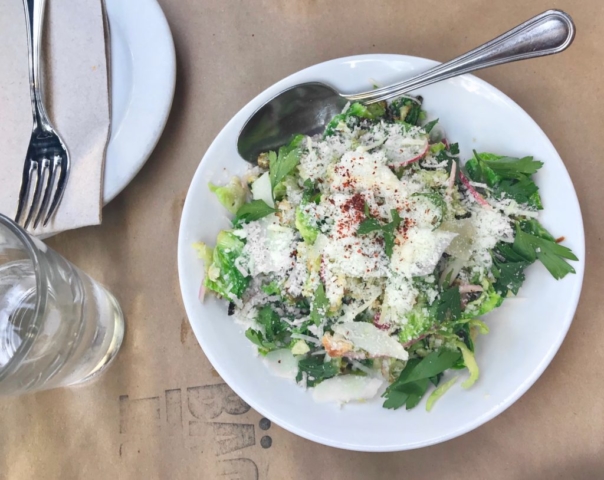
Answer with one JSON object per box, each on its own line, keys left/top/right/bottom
{"left": 15, "top": 0, "right": 70, "bottom": 229}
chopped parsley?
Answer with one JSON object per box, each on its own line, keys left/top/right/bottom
{"left": 296, "top": 356, "right": 340, "bottom": 387}
{"left": 357, "top": 207, "right": 402, "bottom": 258}
{"left": 269, "top": 134, "right": 305, "bottom": 190}
{"left": 310, "top": 283, "right": 329, "bottom": 325}
{"left": 383, "top": 349, "right": 461, "bottom": 410}
{"left": 512, "top": 220, "right": 577, "bottom": 279}
{"left": 233, "top": 200, "right": 276, "bottom": 225}
{"left": 435, "top": 286, "right": 462, "bottom": 323}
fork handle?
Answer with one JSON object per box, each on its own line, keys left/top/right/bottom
{"left": 23, "top": 0, "right": 52, "bottom": 132}
{"left": 344, "top": 10, "right": 576, "bottom": 104}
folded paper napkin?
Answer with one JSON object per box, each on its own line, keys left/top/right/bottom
{"left": 0, "top": 0, "right": 110, "bottom": 235}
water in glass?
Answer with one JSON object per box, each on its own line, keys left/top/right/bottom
{"left": 0, "top": 216, "right": 124, "bottom": 395}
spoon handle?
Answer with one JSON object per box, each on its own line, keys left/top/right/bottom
{"left": 344, "top": 10, "right": 575, "bottom": 104}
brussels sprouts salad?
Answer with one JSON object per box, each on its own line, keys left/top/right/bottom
{"left": 195, "top": 96, "right": 577, "bottom": 411}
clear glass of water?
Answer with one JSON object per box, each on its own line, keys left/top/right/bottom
{"left": 0, "top": 214, "right": 125, "bottom": 395}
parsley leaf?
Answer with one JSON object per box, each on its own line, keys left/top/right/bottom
{"left": 404, "top": 379, "right": 432, "bottom": 409}
{"left": 519, "top": 218, "right": 555, "bottom": 240}
{"left": 357, "top": 209, "right": 402, "bottom": 258}
{"left": 382, "top": 210, "right": 402, "bottom": 258}
{"left": 493, "top": 261, "right": 527, "bottom": 296}
{"left": 382, "top": 389, "right": 410, "bottom": 409}
{"left": 269, "top": 134, "right": 305, "bottom": 190}
{"left": 512, "top": 220, "right": 577, "bottom": 280}
{"left": 422, "top": 118, "right": 439, "bottom": 133}
{"left": 383, "top": 349, "right": 462, "bottom": 410}
{"left": 435, "top": 286, "right": 462, "bottom": 323}
{"left": 464, "top": 152, "right": 501, "bottom": 186}
{"left": 383, "top": 379, "right": 431, "bottom": 410}
{"left": 310, "top": 283, "right": 329, "bottom": 325}
{"left": 464, "top": 151, "right": 545, "bottom": 209}
{"left": 404, "top": 348, "right": 461, "bottom": 385}
{"left": 449, "top": 142, "right": 460, "bottom": 155}
{"left": 479, "top": 153, "right": 543, "bottom": 178}
{"left": 256, "top": 305, "right": 288, "bottom": 343}
{"left": 466, "top": 151, "right": 543, "bottom": 184}
{"left": 382, "top": 230, "right": 397, "bottom": 258}
{"left": 495, "top": 242, "right": 529, "bottom": 262}
{"left": 357, "top": 218, "right": 382, "bottom": 234}
{"left": 244, "top": 306, "right": 290, "bottom": 355}
{"left": 296, "top": 356, "right": 340, "bottom": 387}
{"left": 233, "top": 200, "right": 276, "bottom": 225}
{"left": 391, "top": 350, "right": 461, "bottom": 388}
{"left": 493, "top": 175, "right": 543, "bottom": 209}
{"left": 430, "top": 373, "right": 443, "bottom": 387}
{"left": 491, "top": 243, "right": 530, "bottom": 296}
{"left": 245, "top": 328, "right": 277, "bottom": 355}
{"left": 389, "top": 358, "right": 421, "bottom": 385}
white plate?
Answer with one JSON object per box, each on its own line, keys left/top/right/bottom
{"left": 178, "top": 55, "right": 585, "bottom": 451}
{"left": 103, "top": 0, "right": 176, "bottom": 203}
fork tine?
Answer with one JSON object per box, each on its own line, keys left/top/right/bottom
{"left": 43, "top": 154, "right": 69, "bottom": 226}
{"left": 23, "top": 159, "right": 47, "bottom": 230}
{"left": 15, "top": 159, "right": 36, "bottom": 225}
{"left": 33, "top": 156, "right": 58, "bottom": 229}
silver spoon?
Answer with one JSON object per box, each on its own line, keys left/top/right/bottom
{"left": 238, "top": 9, "right": 575, "bottom": 163}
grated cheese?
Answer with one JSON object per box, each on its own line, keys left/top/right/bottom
{"left": 239, "top": 215, "right": 297, "bottom": 276}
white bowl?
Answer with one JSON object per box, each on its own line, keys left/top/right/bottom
{"left": 178, "top": 54, "right": 585, "bottom": 451}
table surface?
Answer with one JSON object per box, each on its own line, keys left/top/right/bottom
{"left": 1, "top": 1, "right": 603, "bottom": 479}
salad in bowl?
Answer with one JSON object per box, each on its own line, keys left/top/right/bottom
{"left": 193, "top": 95, "right": 577, "bottom": 412}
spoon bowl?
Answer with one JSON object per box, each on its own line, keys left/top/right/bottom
{"left": 238, "top": 82, "right": 346, "bottom": 162}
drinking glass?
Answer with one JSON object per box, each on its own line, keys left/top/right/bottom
{"left": 0, "top": 213, "right": 124, "bottom": 395}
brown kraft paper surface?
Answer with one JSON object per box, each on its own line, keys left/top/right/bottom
{"left": 0, "top": 1, "right": 603, "bottom": 479}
